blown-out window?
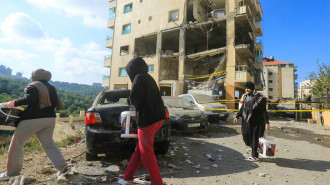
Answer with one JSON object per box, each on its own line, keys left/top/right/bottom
{"left": 119, "top": 68, "right": 127, "bottom": 76}
{"left": 122, "top": 24, "right": 131, "bottom": 34}
{"left": 124, "top": 4, "right": 132, "bottom": 13}
{"left": 148, "top": 65, "right": 154, "bottom": 72}
{"left": 120, "top": 45, "right": 129, "bottom": 56}
{"left": 169, "top": 9, "right": 179, "bottom": 22}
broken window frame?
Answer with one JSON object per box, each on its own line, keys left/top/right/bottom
{"left": 122, "top": 24, "right": 131, "bottom": 35}
{"left": 168, "top": 9, "right": 179, "bottom": 22}
{"left": 120, "top": 45, "right": 129, "bottom": 56}
{"left": 124, "top": 3, "right": 133, "bottom": 13}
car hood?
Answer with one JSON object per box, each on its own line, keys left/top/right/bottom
{"left": 197, "top": 102, "right": 226, "bottom": 108}
{"left": 167, "top": 108, "right": 203, "bottom": 118}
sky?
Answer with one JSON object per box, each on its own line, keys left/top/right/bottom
{"left": 0, "top": 0, "right": 329, "bottom": 85}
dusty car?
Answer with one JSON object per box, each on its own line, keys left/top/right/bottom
{"left": 179, "top": 93, "right": 229, "bottom": 122}
{"left": 85, "top": 90, "right": 171, "bottom": 161}
{"left": 162, "top": 96, "right": 207, "bottom": 132}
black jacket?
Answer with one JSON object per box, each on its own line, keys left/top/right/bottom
{"left": 14, "top": 81, "right": 58, "bottom": 120}
{"left": 126, "top": 57, "right": 165, "bottom": 128}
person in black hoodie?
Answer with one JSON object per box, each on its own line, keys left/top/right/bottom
{"left": 0, "top": 69, "right": 70, "bottom": 182}
{"left": 118, "top": 57, "right": 165, "bottom": 185}
{"left": 233, "top": 81, "right": 270, "bottom": 162}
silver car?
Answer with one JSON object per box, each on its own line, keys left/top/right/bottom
{"left": 179, "top": 94, "right": 229, "bottom": 122}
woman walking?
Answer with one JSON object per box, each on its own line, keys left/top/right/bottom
{"left": 234, "top": 81, "right": 270, "bottom": 162}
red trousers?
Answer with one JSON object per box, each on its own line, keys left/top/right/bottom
{"left": 123, "top": 120, "right": 163, "bottom": 185}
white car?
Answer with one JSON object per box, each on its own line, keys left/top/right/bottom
{"left": 179, "top": 93, "right": 229, "bottom": 122}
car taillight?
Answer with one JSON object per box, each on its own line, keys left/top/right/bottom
{"left": 165, "top": 108, "right": 170, "bottom": 120}
{"left": 85, "top": 112, "right": 102, "bottom": 125}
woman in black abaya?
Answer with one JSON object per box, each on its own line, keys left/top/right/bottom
{"left": 234, "top": 81, "right": 270, "bottom": 162}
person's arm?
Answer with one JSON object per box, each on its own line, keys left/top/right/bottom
{"left": 129, "top": 74, "right": 146, "bottom": 109}
{"left": 261, "top": 97, "right": 270, "bottom": 129}
{"left": 233, "top": 102, "right": 244, "bottom": 124}
{"left": 14, "top": 86, "right": 38, "bottom": 106}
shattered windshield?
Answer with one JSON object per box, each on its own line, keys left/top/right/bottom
{"left": 163, "top": 97, "right": 195, "bottom": 109}
{"left": 193, "top": 94, "right": 217, "bottom": 103}
{"left": 100, "top": 91, "right": 130, "bottom": 104}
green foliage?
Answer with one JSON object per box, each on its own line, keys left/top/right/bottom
{"left": 55, "top": 136, "right": 76, "bottom": 148}
{"left": 308, "top": 62, "right": 330, "bottom": 99}
{"left": 49, "top": 81, "right": 104, "bottom": 98}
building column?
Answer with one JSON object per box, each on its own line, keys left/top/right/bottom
{"left": 176, "top": 28, "right": 185, "bottom": 95}
{"left": 225, "top": 0, "right": 236, "bottom": 109}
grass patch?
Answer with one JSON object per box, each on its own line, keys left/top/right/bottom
{"left": 0, "top": 133, "right": 82, "bottom": 155}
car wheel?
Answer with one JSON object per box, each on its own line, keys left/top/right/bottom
{"left": 86, "top": 152, "right": 97, "bottom": 161}
{"left": 154, "top": 140, "right": 170, "bottom": 155}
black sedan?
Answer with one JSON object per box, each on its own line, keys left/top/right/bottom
{"left": 162, "top": 96, "right": 207, "bottom": 132}
{"left": 85, "top": 90, "right": 171, "bottom": 161}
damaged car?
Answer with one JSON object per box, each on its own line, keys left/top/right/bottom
{"left": 179, "top": 93, "right": 229, "bottom": 122}
{"left": 162, "top": 96, "right": 207, "bottom": 132}
{"left": 85, "top": 90, "right": 171, "bottom": 161}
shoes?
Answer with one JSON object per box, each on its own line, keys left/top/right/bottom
{"left": 248, "top": 157, "right": 260, "bottom": 162}
{"left": 118, "top": 178, "right": 131, "bottom": 185}
{"left": 0, "top": 172, "right": 11, "bottom": 181}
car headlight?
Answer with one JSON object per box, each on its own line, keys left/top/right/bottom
{"left": 199, "top": 106, "right": 214, "bottom": 114}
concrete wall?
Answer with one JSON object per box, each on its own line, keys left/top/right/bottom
{"left": 281, "top": 67, "right": 294, "bottom": 98}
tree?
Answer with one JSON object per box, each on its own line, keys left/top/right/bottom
{"left": 308, "top": 62, "right": 330, "bottom": 102}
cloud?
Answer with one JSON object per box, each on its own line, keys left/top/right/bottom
{"left": 0, "top": 12, "right": 109, "bottom": 84}
{"left": 26, "top": 0, "right": 108, "bottom": 28}
{"left": 1, "top": 12, "right": 46, "bottom": 40}
{"left": 0, "top": 48, "right": 38, "bottom": 61}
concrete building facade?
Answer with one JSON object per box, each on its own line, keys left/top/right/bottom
{"left": 298, "top": 79, "right": 312, "bottom": 100}
{"left": 262, "top": 57, "right": 298, "bottom": 100}
{"left": 103, "top": 0, "right": 263, "bottom": 108}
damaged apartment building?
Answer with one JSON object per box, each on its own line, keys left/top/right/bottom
{"left": 103, "top": 0, "right": 263, "bottom": 108}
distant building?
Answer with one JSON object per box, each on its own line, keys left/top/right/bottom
{"left": 262, "top": 56, "right": 298, "bottom": 100}
{"left": 92, "top": 83, "right": 102, "bottom": 87}
{"left": 298, "top": 79, "right": 312, "bottom": 100}
{"left": 0, "top": 65, "right": 12, "bottom": 76}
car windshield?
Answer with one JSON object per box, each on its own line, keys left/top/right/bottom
{"left": 163, "top": 97, "right": 195, "bottom": 109}
{"left": 193, "top": 94, "right": 217, "bottom": 103}
{"left": 100, "top": 91, "right": 130, "bottom": 104}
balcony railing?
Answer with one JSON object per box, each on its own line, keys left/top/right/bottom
{"left": 294, "top": 74, "right": 298, "bottom": 80}
{"left": 255, "top": 1, "right": 263, "bottom": 21}
{"left": 294, "top": 66, "right": 297, "bottom": 72}
{"left": 254, "top": 21, "right": 262, "bottom": 37}
{"left": 235, "top": 70, "right": 253, "bottom": 82}
{"left": 102, "top": 77, "right": 110, "bottom": 87}
{"left": 105, "top": 35, "right": 113, "bottom": 49}
{"left": 104, "top": 55, "right": 111, "bottom": 67}
{"left": 107, "top": 18, "right": 114, "bottom": 29}
{"left": 109, "top": 0, "right": 116, "bottom": 9}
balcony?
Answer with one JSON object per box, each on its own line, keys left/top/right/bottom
{"left": 235, "top": 5, "right": 252, "bottom": 17}
{"left": 107, "top": 18, "right": 114, "bottom": 29}
{"left": 104, "top": 55, "right": 111, "bottom": 67}
{"left": 235, "top": 71, "right": 253, "bottom": 82}
{"left": 235, "top": 44, "right": 253, "bottom": 59}
{"left": 294, "top": 66, "right": 297, "bottom": 72}
{"left": 235, "top": 5, "right": 253, "bottom": 33}
{"left": 255, "top": 1, "right": 263, "bottom": 21}
{"left": 102, "top": 75, "right": 110, "bottom": 87}
{"left": 105, "top": 35, "right": 113, "bottom": 49}
{"left": 256, "top": 39, "right": 263, "bottom": 53}
{"left": 254, "top": 21, "right": 263, "bottom": 37}
{"left": 109, "top": 0, "right": 116, "bottom": 9}
{"left": 294, "top": 74, "right": 298, "bottom": 80}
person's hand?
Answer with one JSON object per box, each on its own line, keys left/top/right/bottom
{"left": 266, "top": 123, "right": 270, "bottom": 130}
{"left": 233, "top": 118, "right": 238, "bottom": 124}
{"left": 4, "top": 100, "right": 15, "bottom": 108}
